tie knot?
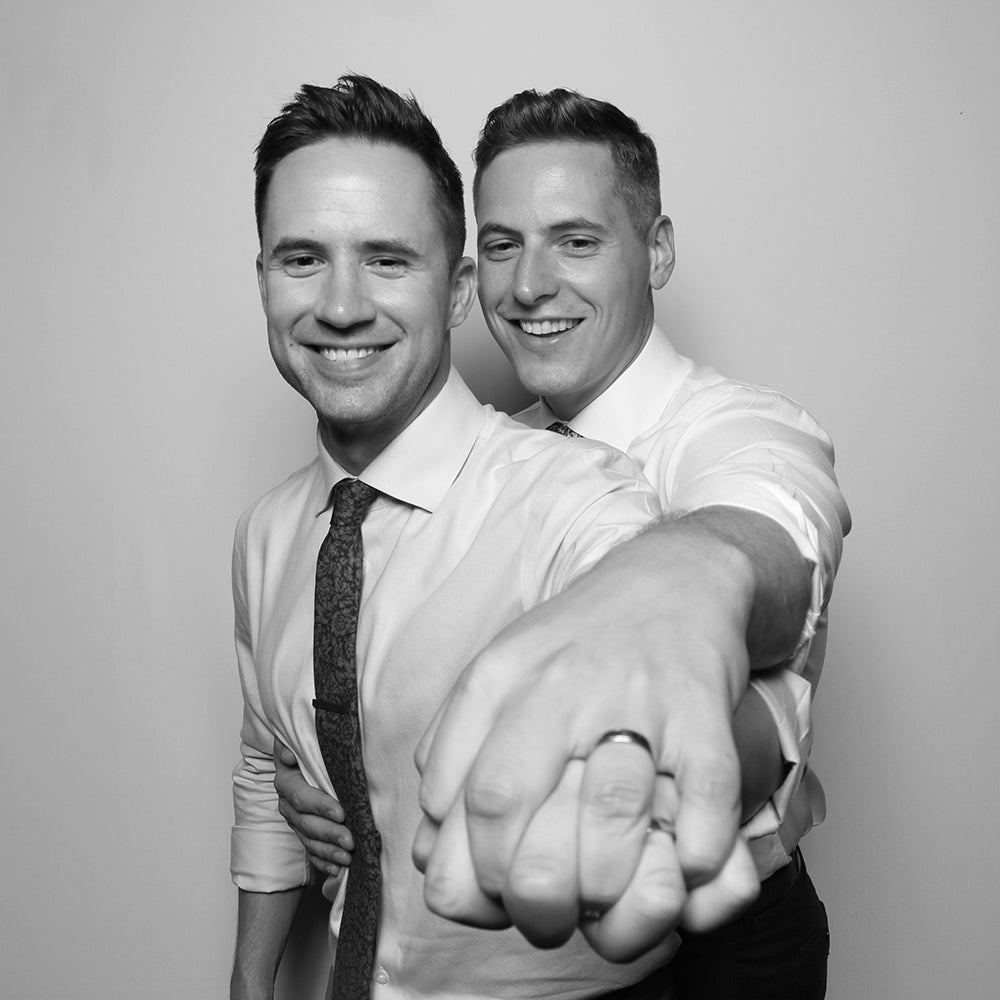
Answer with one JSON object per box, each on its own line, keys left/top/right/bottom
{"left": 546, "top": 421, "right": 582, "bottom": 438}
{"left": 329, "top": 478, "right": 378, "bottom": 529}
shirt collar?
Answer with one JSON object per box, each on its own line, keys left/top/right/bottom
{"left": 538, "top": 325, "right": 688, "bottom": 451}
{"left": 315, "top": 366, "right": 486, "bottom": 515}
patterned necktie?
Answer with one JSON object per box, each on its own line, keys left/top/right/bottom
{"left": 313, "top": 478, "right": 380, "bottom": 1000}
{"left": 546, "top": 420, "right": 582, "bottom": 438}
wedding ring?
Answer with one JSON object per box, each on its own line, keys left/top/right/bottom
{"left": 579, "top": 905, "right": 608, "bottom": 923}
{"left": 646, "top": 816, "right": 676, "bottom": 838}
{"left": 593, "top": 728, "right": 653, "bottom": 756}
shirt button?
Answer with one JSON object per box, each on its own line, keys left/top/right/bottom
{"left": 375, "top": 968, "right": 390, "bottom": 985}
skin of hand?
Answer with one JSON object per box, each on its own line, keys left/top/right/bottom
{"left": 269, "top": 510, "right": 807, "bottom": 960}
{"left": 273, "top": 738, "right": 354, "bottom": 884}
{"left": 272, "top": 684, "right": 781, "bottom": 940}
{"left": 412, "top": 509, "right": 808, "bottom": 959}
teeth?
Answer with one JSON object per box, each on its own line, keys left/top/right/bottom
{"left": 518, "top": 319, "right": 581, "bottom": 336}
{"left": 319, "top": 346, "right": 380, "bottom": 362}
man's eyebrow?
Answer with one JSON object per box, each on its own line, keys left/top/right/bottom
{"left": 477, "top": 218, "right": 608, "bottom": 241}
{"left": 548, "top": 217, "right": 607, "bottom": 235}
{"left": 267, "top": 236, "right": 424, "bottom": 261}
{"left": 268, "top": 237, "right": 325, "bottom": 260}
{"left": 477, "top": 221, "right": 517, "bottom": 241}
{"left": 359, "top": 238, "right": 423, "bottom": 259}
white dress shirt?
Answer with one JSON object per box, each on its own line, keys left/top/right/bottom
{"left": 518, "top": 326, "right": 852, "bottom": 879}
{"left": 231, "top": 368, "right": 676, "bottom": 999}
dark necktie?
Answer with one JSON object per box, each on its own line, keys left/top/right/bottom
{"left": 546, "top": 420, "right": 582, "bottom": 438}
{"left": 313, "top": 478, "right": 380, "bottom": 1000}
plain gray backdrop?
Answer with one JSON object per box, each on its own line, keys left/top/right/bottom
{"left": 2, "top": 2, "right": 997, "bottom": 997}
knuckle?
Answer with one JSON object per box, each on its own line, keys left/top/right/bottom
{"left": 677, "top": 842, "right": 724, "bottom": 880}
{"left": 506, "top": 855, "right": 569, "bottom": 902}
{"left": 585, "top": 776, "right": 648, "bottom": 821}
{"left": 683, "top": 759, "right": 740, "bottom": 807}
{"left": 423, "top": 870, "right": 469, "bottom": 918}
{"left": 418, "top": 781, "right": 448, "bottom": 823}
{"left": 630, "top": 866, "right": 686, "bottom": 921}
{"left": 465, "top": 770, "right": 523, "bottom": 822}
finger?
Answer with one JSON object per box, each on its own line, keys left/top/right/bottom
{"left": 305, "top": 841, "right": 352, "bottom": 873}
{"left": 273, "top": 736, "right": 298, "bottom": 768}
{"left": 502, "top": 760, "right": 583, "bottom": 949}
{"left": 411, "top": 815, "right": 440, "bottom": 874}
{"left": 276, "top": 795, "right": 354, "bottom": 852}
{"left": 274, "top": 771, "right": 347, "bottom": 826}
{"left": 667, "top": 709, "right": 742, "bottom": 889}
{"left": 413, "top": 692, "right": 450, "bottom": 777}
{"left": 579, "top": 817, "right": 686, "bottom": 963}
{"left": 421, "top": 789, "right": 511, "bottom": 929}
{"left": 680, "top": 835, "right": 759, "bottom": 932}
{"left": 463, "top": 685, "right": 572, "bottom": 897}
{"left": 416, "top": 653, "right": 511, "bottom": 823}
{"left": 280, "top": 818, "right": 353, "bottom": 872}
{"left": 577, "top": 738, "right": 656, "bottom": 911}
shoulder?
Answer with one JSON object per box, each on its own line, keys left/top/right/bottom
{"left": 235, "top": 459, "right": 324, "bottom": 547}
{"left": 484, "top": 406, "right": 644, "bottom": 481}
{"left": 661, "top": 363, "right": 833, "bottom": 446}
{"left": 467, "top": 409, "right": 659, "bottom": 537}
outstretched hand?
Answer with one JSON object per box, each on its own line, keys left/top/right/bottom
{"left": 412, "top": 524, "right": 766, "bottom": 960}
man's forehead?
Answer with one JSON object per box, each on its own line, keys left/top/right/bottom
{"left": 272, "top": 137, "right": 432, "bottom": 194}
{"left": 264, "top": 138, "right": 438, "bottom": 238}
{"left": 476, "top": 141, "right": 624, "bottom": 225}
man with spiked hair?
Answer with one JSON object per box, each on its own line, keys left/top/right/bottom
{"left": 232, "top": 74, "right": 686, "bottom": 1000}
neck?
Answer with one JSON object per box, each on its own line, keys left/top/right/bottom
{"left": 544, "top": 312, "right": 655, "bottom": 420}
{"left": 318, "top": 358, "right": 451, "bottom": 475}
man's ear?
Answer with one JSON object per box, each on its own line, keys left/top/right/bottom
{"left": 446, "top": 256, "right": 478, "bottom": 330}
{"left": 648, "top": 215, "right": 675, "bottom": 291}
{"left": 256, "top": 252, "right": 268, "bottom": 309}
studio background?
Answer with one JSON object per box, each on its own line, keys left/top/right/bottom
{"left": 3, "top": 2, "right": 997, "bottom": 997}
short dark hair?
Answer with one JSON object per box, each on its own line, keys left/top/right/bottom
{"left": 473, "top": 88, "right": 661, "bottom": 234}
{"left": 255, "top": 75, "right": 466, "bottom": 267}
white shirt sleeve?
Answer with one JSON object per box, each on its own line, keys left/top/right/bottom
{"left": 229, "top": 510, "right": 311, "bottom": 893}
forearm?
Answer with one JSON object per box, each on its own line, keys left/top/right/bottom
{"left": 655, "top": 506, "right": 812, "bottom": 669}
{"left": 230, "top": 887, "right": 303, "bottom": 1000}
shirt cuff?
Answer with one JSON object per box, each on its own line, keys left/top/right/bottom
{"left": 231, "top": 822, "right": 311, "bottom": 893}
{"left": 741, "top": 668, "right": 813, "bottom": 878}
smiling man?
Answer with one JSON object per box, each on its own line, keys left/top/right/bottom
{"left": 430, "top": 89, "right": 849, "bottom": 999}
{"left": 229, "top": 77, "right": 681, "bottom": 1000}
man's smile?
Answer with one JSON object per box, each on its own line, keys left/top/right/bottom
{"left": 315, "top": 345, "right": 387, "bottom": 362}
{"left": 516, "top": 318, "right": 583, "bottom": 337}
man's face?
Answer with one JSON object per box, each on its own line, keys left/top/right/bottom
{"left": 258, "top": 138, "right": 474, "bottom": 464}
{"left": 476, "top": 141, "right": 672, "bottom": 419}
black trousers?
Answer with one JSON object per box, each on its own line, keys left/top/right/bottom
{"left": 603, "top": 849, "right": 829, "bottom": 1000}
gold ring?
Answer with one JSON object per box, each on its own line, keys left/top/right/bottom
{"left": 646, "top": 816, "right": 676, "bottom": 838}
{"left": 593, "top": 729, "right": 652, "bottom": 755}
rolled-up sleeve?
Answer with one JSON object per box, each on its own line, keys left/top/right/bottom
{"left": 648, "top": 383, "right": 850, "bottom": 857}
{"left": 230, "top": 512, "right": 310, "bottom": 892}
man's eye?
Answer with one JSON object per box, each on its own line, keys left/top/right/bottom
{"left": 370, "top": 258, "right": 406, "bottom": 274}
{"left": 481, "top": 240, "right": 518, "bottom": 260}
{"left": 563, "top": 238, "right": 597, "bottom": 254}
{"left": 284, "top": 255, "right": 322, "bottom": 273}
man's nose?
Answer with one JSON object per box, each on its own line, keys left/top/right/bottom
{"left": 513, "top": 247, "right": 558, "bottom": 305}
{"left": 314, "top": 266, "right": 377, "bottom": 328}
